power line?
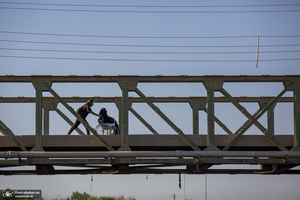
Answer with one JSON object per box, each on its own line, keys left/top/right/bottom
{"left": 0, "top": 30, "right": 256, "bottom": 39}
{"left": 0, "top": 6, "right": 300, "bottom": 13}
{"left": 0, "top": 2, "right": 299, "bottom": 8}
{"left": 0, "top": 39, "right": 256, "bottom": 48}
{"left": 1, "top": 39, "right": 300, "bottom": 48}
{"left": 1, "top": 55, "right": 299, "bottom": 62}
{"left": 1, "top": 47, "right": 300, "bottom": 55}
{"left": 1, "top": 30, "right": 300, "bottom": 39}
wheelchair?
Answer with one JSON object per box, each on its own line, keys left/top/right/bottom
{"left": 95, "top": 117, "right": 119, "bottom": 135}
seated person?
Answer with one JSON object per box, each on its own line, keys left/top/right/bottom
{"left": 98, "top": 108, "right": 120, "bottom": 135}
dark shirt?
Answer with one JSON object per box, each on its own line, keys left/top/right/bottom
{"left": 99, "top": 108, "right": 115, "bottom": 123}
{"left": 77, "top": 103, "right": 92, "bottom": 119}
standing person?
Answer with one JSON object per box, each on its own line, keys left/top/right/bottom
{"left": 67, "top": 99, "right": 100, "bottom": 135}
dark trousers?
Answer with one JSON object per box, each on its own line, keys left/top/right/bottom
{"left": 67, "top": 118, "right": 90, "bottom": 135}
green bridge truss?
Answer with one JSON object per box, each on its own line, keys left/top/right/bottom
{"left": 0, "top": 75, "right": 299, "bottom": 175}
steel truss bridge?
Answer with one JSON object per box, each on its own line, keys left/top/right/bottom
{"left": 0, "top": 75, "right": 300, "bottom": 175}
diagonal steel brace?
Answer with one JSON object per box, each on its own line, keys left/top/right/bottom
{"left": 134, "top": 87, "right": 201, "bottom": 151}
{"left": 221, "top": 88, "right": 270, "bottom": 134}
{"left": 129, "top": 107, "right": 159, "bottom": 135}
{"left": 222, "top": 87, "right": 288, "bottom": 151}
{"left": 55, "top": 108, "right": 85, "bottom": 136}
{"left": 0, "top": 120, "right": 28, "bottom": 151}
{"left": 203, "top": 108, "right": 233, "bottom": 135}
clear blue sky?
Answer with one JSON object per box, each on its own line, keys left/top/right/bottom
{"left": 0, "top": 1, "right": 300, "bottom": 200}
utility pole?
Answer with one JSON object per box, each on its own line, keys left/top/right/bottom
{"left": 205, "top": 174, "right": 207, "bottom": 200}
{"left": 91, "top": 175, "right": 93, "bottom": 196}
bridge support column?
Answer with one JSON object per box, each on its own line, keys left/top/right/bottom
{"left": 259, "top": 100, "right": 277, "bottom": 136}
{"left": 31, "top": 79, "right": 52, "bottom": 151}
{"left": 35, "top": 88, "right": 43, "bottom": 150}
{"left": 189, "top": 100, "right": 206, "bottom": 135}
{"left": 114, "top": 98, "right": 122, "bottom": 132}
{"left": 284, "top": 80, "right": 300, "bottom": 151}
{"left": 203, "top": 81, "right": 223, "bottom": 151}
{"left": 267, "top": 104, "right": 275, "bottom": 136}
{"left": 42, "top": 98, "right": 58, "bottom": 135}
{"left": 118, "top": 79, "right": 138, "bottom": 151}
{"left": 293, "top": 88, "right": 300, "bottom": 151}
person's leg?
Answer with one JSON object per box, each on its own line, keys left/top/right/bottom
{"left": 67, "top": 120, "right": 81, "bottom": 135}
{"left": 107, "top": 117, "right": 120, "bottom": 135}
{"left": 84, "top": 119, "right": 90, "bottom": 135}
{"left": 115, "top": 123, "right": 120, "bottom": 135}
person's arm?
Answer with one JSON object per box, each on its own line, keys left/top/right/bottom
{"left": 86, "top": 103, "right": 101, "bottom": 117}
{"left": 90, "top": 111, "right": 101, "bottom": 117}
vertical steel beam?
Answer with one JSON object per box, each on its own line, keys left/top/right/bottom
{"left": 293, "top": 89, "right": 300, "bottom": 150}
{"left": 117, "top": 79, "right": 138, "bottom": 151}
{"left": 203, "top": 81, "right": 223, "bottom": 151}
{"left": 31, "top": 87, "right": 44, "bottom": 151}
{"left": 192, "top": 108, "right": 199, "bottom": 135}
{"left": 259, "top": 101, "right": 276, "bottom": 136}
{"left": 120, "top": 88, "right": 130, "bottom": 150}
{"left": 284, "top": 80, "right": 300, "bottom": 151}
{"left": 43, "top": 108, "right": 49, "bottom": 136}
{"left": 267, "top": 105, "right": 275, "bottom": 136}
{"left": 42, "top": 98, "right": 58, "bottom": 135}
{"left": 207, "top": 88, "right": 215, "bottom": 147}
{"left": 36, "top": 88, "right": 43, "bottom": 138}
{"left": 189, "top": 101, "right": 206, "bottom": 135}
{"left": 114, "top": 98, "right": 122, "bottom": 131}
{"left": 31, "top": 79, "right": 53, "bottom": 151}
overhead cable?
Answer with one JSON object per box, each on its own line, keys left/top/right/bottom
{"left": 1, "top": 39, "right": 300, "bottom": 48}
{"left": 1, "top": 30, "right": 300, "bottom": 39}
{"left": 0, "top": 30, "right": 256, "bottom": 39}
{"left": 0, "top": 2, "right": 300, "bottom": 8}
{"left": 1, "top": 55, "right": 299, "bottom": 62}
{"left": 0, "top": 6, "right": 300, "bottom": 13}
{"left": 1, "top": 47, "right": 299, "bottom": 55}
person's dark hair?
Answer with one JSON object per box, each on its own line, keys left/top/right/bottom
{"left": 99, "top": 108, "right": 107, "bottom": 116}
{"left": 87, "top": 99, "right": 94, "bottom": 104}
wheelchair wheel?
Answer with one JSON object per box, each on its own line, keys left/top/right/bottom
{"left": 95, "top": 124, "right": 104, "bottom": 135}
